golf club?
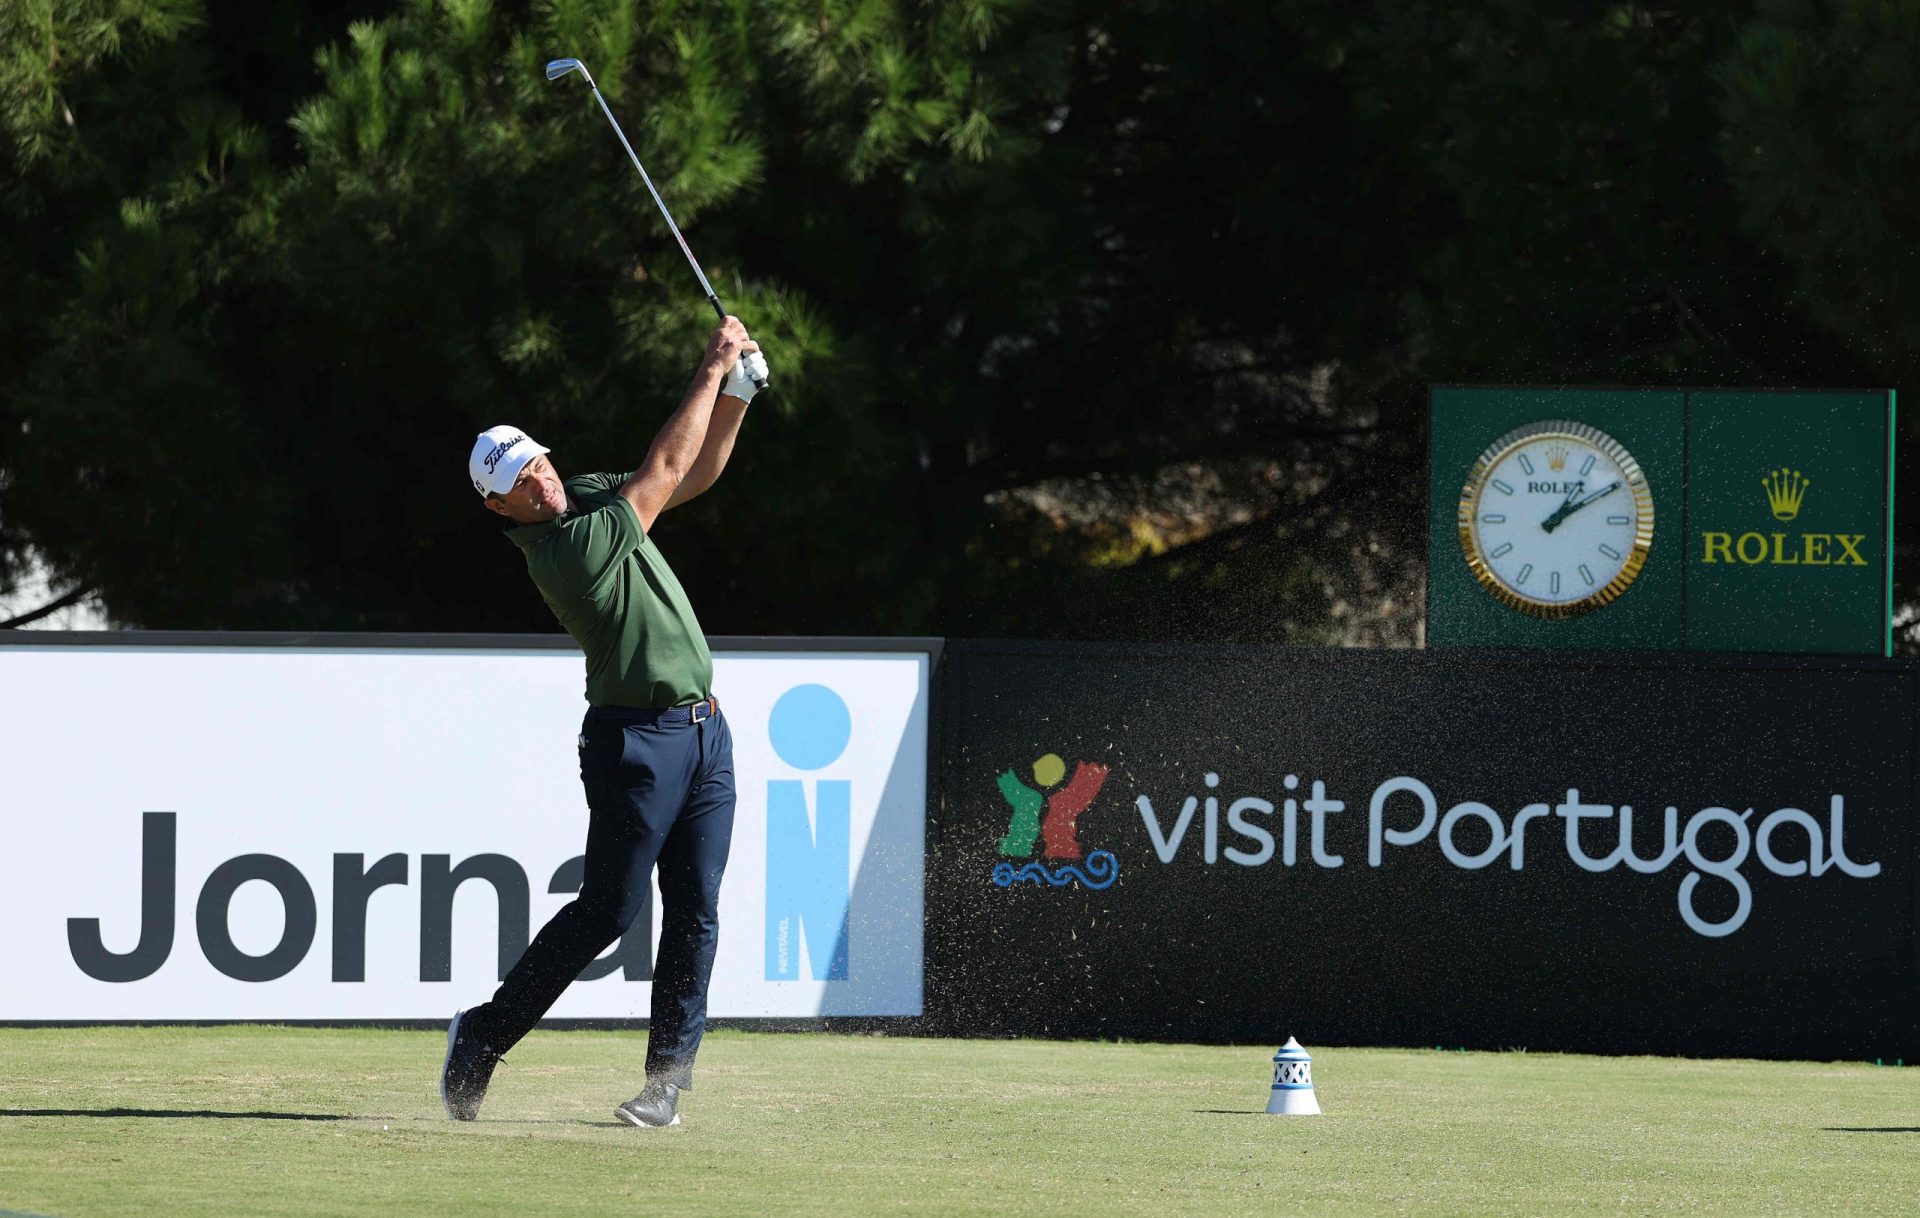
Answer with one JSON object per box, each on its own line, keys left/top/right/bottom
{"left": 546, "top": 56, "right": 768, "bottom": 393}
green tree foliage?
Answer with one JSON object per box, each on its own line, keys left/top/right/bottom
{"left": 0, "top": 0, "right": 1913, "bottom": 642}
{"left": 1717, "top": 0, "right": 1920, "bottom": 371}
{"left": 1, "top": 0, "right": 276, "bottom": 618}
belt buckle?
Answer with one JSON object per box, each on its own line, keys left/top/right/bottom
{"left": 689, "top": 698, "right": 711, "bottom": 724}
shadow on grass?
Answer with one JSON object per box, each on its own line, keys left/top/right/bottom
{"left": 456, "top": 1119, "right": 648, "bottom": 1129}
{"left": 1194, "top": 1109, "right": 1266, "bottom": 1116}
{"left": 1825, "top": 1127, "right": 1920, "bottom": 1134}
{"left": 0, "top": 1107, "right": 353, "bottom": 1121}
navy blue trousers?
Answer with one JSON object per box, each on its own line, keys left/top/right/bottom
{"left": 467, "top": 704, "right": 735, "bottom": 1088}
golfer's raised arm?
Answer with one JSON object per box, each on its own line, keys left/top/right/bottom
{"left": 664, "top": 341, "right": 768, "bottom": 511}
{"left": 620, "top": 317, "right": 756, "bottom": 531}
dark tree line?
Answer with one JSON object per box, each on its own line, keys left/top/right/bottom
{"left": 3, "top": 0, "right": 1915, "bottom": 646}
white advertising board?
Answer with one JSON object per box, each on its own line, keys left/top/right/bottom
{"left": 0, "top": 642, "right": 928, "bottom": 1020}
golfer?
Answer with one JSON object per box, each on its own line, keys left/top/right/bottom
{"left": 441, "top": 317, "right": 767, "bottom": 1128}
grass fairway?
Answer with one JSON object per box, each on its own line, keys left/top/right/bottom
{"left": 0, "top": 1028, "right": 1914, "bottom": 1216}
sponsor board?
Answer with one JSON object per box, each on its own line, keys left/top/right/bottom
{"left": 933, "top": 642, "right": 1919, "bottom": 1057}
{"left": 0, "top": 642, "right": 927, "bottom": 1020}
{"left": 1428, "top": 387, "right": 1894, "bottom": 654}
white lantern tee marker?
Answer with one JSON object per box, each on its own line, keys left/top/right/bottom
{"left": 1266, "top": 1036, "right": 1322, "bottom": 1115}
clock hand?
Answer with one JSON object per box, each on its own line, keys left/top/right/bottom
{"left": 1540, "top": 508, "right": 1567, "bottom": 533}
{"left": 1571, "top": 481, "right": 1621, "bottom": 511}
{"left": 1541, "top": 480, "right": 1621, "bottom": 534}
{"left": 1538, "top": 483, "right": 1584, "bottom": 533}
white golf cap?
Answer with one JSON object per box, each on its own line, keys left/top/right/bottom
{"left": 468, "top": 425, "right": 551, "bottom": 496}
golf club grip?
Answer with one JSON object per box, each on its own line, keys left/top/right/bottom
{"left": 709, "top": 295, "right": 769, "bottom": 392}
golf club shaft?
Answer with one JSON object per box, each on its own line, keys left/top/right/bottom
{"left": 577, "top": 73, "right": 767, "bottom": 392}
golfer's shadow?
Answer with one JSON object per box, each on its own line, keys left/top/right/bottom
{"left": 0, "top": 1107, "right": 352, "bottom": 1121}
{"left": 1825, "top": 1126, "right": 1920, "bottom": 1134}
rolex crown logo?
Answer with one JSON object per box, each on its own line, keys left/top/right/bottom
{"left": 1763, "top": 468, "right": 1809, "bottom": 521}
{"left": 1545, "top": 443, "right": 1569, "bottom": 471}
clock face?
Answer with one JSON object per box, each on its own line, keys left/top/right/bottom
{"left": 1457, "top": 420, "right": 1655, "bottom": 618}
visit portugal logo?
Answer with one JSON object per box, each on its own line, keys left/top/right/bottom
{"left": 989, "top": 752, "right": 1119, "bottom": 890}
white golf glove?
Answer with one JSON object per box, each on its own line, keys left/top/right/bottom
{"left": 722, "top": 350, "right": 770, "bottom": 403}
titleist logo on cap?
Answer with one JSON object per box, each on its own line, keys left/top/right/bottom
{"left": 482, "top": 435, "right": 527, "bottom": 474}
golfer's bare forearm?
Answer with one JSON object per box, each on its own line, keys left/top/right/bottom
{"left": 651, "top": 361, "right": 729, "bottom": 478}
{"left": 621, "top": 359, "right": 728, "bottom": 525}
{"left": 667, "top": 395, "right": 749, "bottom": 507}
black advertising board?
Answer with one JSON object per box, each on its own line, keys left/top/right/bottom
{"left": 928, "top": 642, "right": 1919, "bottom": 1058}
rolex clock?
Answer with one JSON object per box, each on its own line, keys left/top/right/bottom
{"left": 1457, "top": 419, "right": 1655, "bottom": 618}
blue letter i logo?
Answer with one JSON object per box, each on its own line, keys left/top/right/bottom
{"left": 765, "top": 685, "right": 853, "bottom": 981}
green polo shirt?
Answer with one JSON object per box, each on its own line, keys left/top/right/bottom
{"left": 508, "top": 472, "right": 713, "bottom": 709}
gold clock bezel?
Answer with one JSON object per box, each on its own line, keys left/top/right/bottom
{"left": 1457, "top": 419, "right": 1655, "bottom": 620}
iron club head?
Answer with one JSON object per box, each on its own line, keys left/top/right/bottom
{"left": 544, "top": 57, "right": 585, "bottom": 81}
